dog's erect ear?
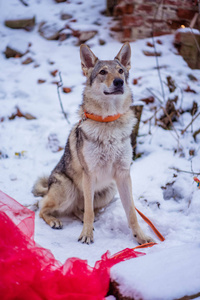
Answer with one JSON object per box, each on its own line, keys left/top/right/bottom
{"left": 114, "top": 42, "right": 131, "bottom": 71}
{"left": 80, "top": 44, "right": 98, "bottom": 76}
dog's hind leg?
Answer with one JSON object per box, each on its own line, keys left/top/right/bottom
{"left": 39, "top": 174, "right": 77, "bottom": 229}
{"left": 39, "top": 192, "right": 63, "bottom": 229}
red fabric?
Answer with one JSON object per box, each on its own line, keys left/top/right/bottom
{"left": 0, "top": 190, "right": 34, "bottom": 239}
{"left": 0, "top": 190, "right": 145, "bottom": 300}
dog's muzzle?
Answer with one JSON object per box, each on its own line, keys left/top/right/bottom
{"left": 104, "top": 78, "right": 124, "bottom": 95}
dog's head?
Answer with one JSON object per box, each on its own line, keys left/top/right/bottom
{"left": 80, "top": 43, "right": 132, "bottom": 115}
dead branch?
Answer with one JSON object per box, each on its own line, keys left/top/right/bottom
{"left": 57, "top": 72, "right": 70, "bottom": 124}
{"left": 169, "top": 167, "right": 200, "bottom": 176}
{"left": 19, "top": 0, "right": 28, "bottom": 6}
{"left": 130, "top": 105, "right": 143, "bottom": 158}
{"left": 143, "top": 107, "right": 162, "bottom": 124}
{"left": 151, "top": 0, "right": 166, "bottom": 103}
{"left": 161, "top": 105, "right": 180, "bottom": 139}
{"left": 181, "top": 112, "right": 200, "bottom": 135}
{"left": 189, "top": 13, "right": 200, "bottom": 54}
{"left": 146, "top": 88, "right": 163, "bottom": 104}
{"left": 175, "top": 291, "right": 200, "bottom": 300}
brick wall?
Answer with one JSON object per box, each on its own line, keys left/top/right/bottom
{"left": 108, "top": 0, "right": 200, "bottom": 41}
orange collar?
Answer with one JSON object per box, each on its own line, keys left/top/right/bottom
{"left": 84, "top": 111, "right": 121, "bottom": 122}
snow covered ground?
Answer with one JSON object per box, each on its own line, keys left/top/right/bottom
{"left": 0, "top": 0, "right": 200, "bottom": 299}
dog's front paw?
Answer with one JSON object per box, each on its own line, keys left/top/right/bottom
{"left": 134, "top": 228, "right": 155, "bottom": 245}
{"left": 78, "top": 226, "right": 94, "bottom": 244}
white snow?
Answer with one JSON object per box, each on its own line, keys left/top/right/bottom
{"left": 0, "top": 0, "right": 200, "bottom": 299}
{"left": 176, "top": 27, "right": 200, "bottom": 35}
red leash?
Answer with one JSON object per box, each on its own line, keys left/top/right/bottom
{"left": 135, "top": 207, "right": 165, "bottom": 242}
{"left": 111, "top": 207, "right": 165, "bottom": 262}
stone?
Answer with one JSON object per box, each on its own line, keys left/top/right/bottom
{"left": 174, "top": 29, "right": 200, "bottom": 69}
{"left": 4, "top": 16, "right": 35, "bottom": 31}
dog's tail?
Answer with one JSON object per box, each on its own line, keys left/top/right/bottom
{"left": 32, "top": 176, "right": 49, "bottom": 197}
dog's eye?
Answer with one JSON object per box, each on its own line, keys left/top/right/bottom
{"left": 119, "top": 68, "right": 124, "bottom": 74}
{"left": 99, "top": 70, "right": 107, "bottom": 75}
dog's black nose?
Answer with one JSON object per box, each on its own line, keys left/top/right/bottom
{"left": 113, "top": 78, "right": 124, "bottom": 87}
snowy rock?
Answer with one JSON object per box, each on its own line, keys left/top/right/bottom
{"left": 174, "top": 28, "right": 200, "bottom": 69}
{"left": 111, "top": 245, "right": 200, "bottom": 300}
{"left": 162, "top": 181, "right": 183, "bottom": 201}
{"left": 5, "top": 39, "right": 29, "bottom": 58}
{"left": 73, "top": 30, "right": 98, "bottom": 44}
{"left": 38, "top": 22, "right": 64, "bottom": 40}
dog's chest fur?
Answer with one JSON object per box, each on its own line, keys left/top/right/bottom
{"left": 78, "top": 110, "right": 135, "bottom": 187}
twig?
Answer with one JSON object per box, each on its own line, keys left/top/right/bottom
{"left": 189, "top": 27, "right": 200, "bottom": 53}
{"left": 151, "top": 0, "right": 166, "bottom": 103}
{"left": 189, "top": 12, "right": 200, "bottom": 54}
{"left": 190, "top": 12, "right": 198, "bottom": 29}
{"left": 190, "top": 160, "right": 194, "bottom": 176}
{"left": 19, "top": 0, "right": 28, "bottom": 6}
{"left": 146, "top": 88, "right": 163, "bottom": 104}
{"left": 181, "top": 112, "right": 200, "bottom": 135}
{"left": 57, "top": 72, "right": 70, "bottom": 124}
{"left": 143, "top": 107, "right": 162, "bottom": 124}
{"left": 169, "top": 167, "right": 200, "bottom": 176}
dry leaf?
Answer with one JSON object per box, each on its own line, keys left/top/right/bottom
{"left": 63, "top": 87, "right": 71, "bottom": 93}
{"left": 51, "top": 70, "right": 58, "bottom": 77}
{"left": 133, "top": 77, "right": 142, "bottom": 85}
{"left": 38, "top": 79, "right": 46, "bottom": 84}
{"left": 146, "top": 41, "right": 154, "bottom": 47}
{"left": 184, "top": 85, "right": 196, "bottom": 94}
{"left": 140, "top": 96, "right": 154, "bottom": 104}
{"left": 9, "top": 107, "right": 36, "bottom": 120}
{"left": 188, "top": 74, "right": 198, "bottom": 82}
{"left": 189, "top": 149, "right": 195, "bottom": 156}
{"left": 22, "top": 57, "right": 34, "bottom": 65}
{"left": 191, "top": 101, "right": 198, "bottom": 116}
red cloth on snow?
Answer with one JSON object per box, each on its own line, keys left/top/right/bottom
{"left": 0, "top": 190, "right": 144, "bottom": 300}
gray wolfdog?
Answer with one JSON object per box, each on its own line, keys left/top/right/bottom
{"left": 32, "top": 43, "right": 154, "bottom": 245}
